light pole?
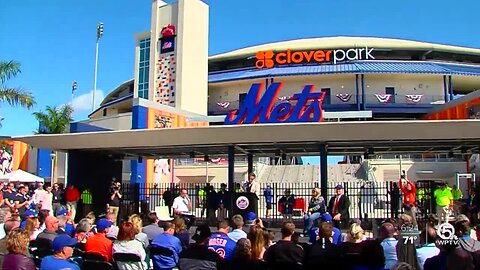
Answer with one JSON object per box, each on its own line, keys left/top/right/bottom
{"left": 50, "top": 151, "right": 56, "bottom": 184}
{"left": 71, "top": 81, "right": 77, "bottom": 104}
{"left": 92, "top": 22, "right": 104, "bottom": 111}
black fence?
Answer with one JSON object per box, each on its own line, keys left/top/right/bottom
{"left": 119, "top": 181, "right": 443, "bottom": 228}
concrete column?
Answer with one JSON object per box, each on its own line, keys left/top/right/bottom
{"left": 228, "top": 145, "right": 235, "bottom": 216}
{"left": 355, "top": 74, "right": 361, "bottom": 111}
{"left": 443, "top": 75, "right": 449, "bottom": 102}
{"left": 319, "top": 144, "right": 328, "bottom": 200}
{"left": 247, "top": 153, "right": 254, "bottom": 175}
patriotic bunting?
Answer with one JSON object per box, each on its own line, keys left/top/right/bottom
{"left": 278, "top": 96, "right": 292, "bottom": 101}
{"left": 335, "top": 93, "right": 352, "bottom": 103}
{"left": 375, "top": 94, "right": 392, "bottom": 103}
{"left": 216, "top": 102, "right": 231, "bottom": 109}
{"left": 405, "top": 94, "right": 423, "bottom": 103}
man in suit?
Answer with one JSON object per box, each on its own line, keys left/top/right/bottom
{"left": 327, "top": 184, "right": 350, "bottom": 230}
{"left": 242, "top": 173, "right": 260, "bottom": 196}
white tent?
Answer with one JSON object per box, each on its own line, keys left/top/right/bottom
{"left": 0, "top": 169, "right": 44, "bottom": 183}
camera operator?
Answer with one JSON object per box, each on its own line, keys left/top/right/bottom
{"left": 107, "top": 181, "right": 122, "bottom": 225}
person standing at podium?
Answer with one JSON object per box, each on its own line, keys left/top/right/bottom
{"left": 242, "top": 173, "right": 260, "bottom": 196}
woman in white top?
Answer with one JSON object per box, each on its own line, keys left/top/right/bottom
{"left": 113, "top": 221, "right": 147, "bottom": 270}
{"left": 128, "top": 214, "right": 149, "bottom": 250}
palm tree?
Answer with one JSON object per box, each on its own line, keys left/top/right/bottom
{"left": 0, "top": 60, "right": 35, "bottom": 108}
{"left": 33, "top": 105, "right": 73, "bottom": 134}
{"left": 33, "top": 105, "right": 73, "bottom": 183}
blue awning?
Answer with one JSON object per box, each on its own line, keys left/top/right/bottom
{"left": 208, "top": 61, "right": 480, "bottom": 83}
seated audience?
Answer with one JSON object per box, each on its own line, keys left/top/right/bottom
{"left": 208, "top": 219, "right": 237, "bottom": 260}
{"left": 228, "top": 214, "right": 247, "bottom": 242}
{"left": 248, "top": 224, "right": 266, "bottom": 260}
{"left": 309, "top": 213, "right": 341, "bottom": 245}
{"left": 105, "top": 212, "right": 119, "bottom": 239}
{"left": 416, "top": 227, "right": 439, "bottom": 270}
{"left": 84, "top": 218, "right": 113, "bottom": 262}
{"left": 446, "top": 214, "right": 480, "bottom": 270}
{"left": 24, "top": 217, "right": 41, "bottom": 240}
{"left": 40, "top": 234, "right": 80, "bottom": 270}
{"left": 307, "top": 221, "right": 345, "bottom": 269}
{"left": 151, "top": 221, "right": 183, "bottom": 270}
{"left": 113, "top": 221, "right": 147, "bottom": 270}
{"left": 379, "top": 222, "right": 398, "bottom": 270}
{"left": 396, "top": 214, "right": 421, "bottom": 269}
{"left": 0, "top": 216, "right": 20, "bottom": 265}
{"left": 264, "top": 222, "right": 303, "bottom": 266}
{"left": 129, "top": 214, "right": 149, "bottom": 250}
{"left": 179, "top": 224, "right": 221, "bottom": 270}
{"left": 142, "top": 212, "right": 163, "bottom": 241}
{"left": 231, "top": 238, "right": 262, "bottom": 270}
{"left": 36, "top": 216, "right": 59, "bottom": 243}
{"left": 2, "top": 228, "right": 35, "bottom": 270}
{"left": 341, "top": 223, "right": 385, "bottom": 269}
{"left": 74, "top": 218, "right": 93, "bottom": 246}
{"left": 173, "top": 216, "right": 190, "bottom": 250}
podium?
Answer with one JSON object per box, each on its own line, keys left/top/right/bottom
{"left": 232, "top": 192, "right": 259, "bottom": 219}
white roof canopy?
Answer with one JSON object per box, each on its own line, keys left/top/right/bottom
{"left": 0, "top": 170, "right": 44, "bottom": 183}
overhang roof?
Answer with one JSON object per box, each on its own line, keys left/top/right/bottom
{"left": 209, "top": 36, "right": 480, "bottom": 62}
{"left": 14, "top": 120, "right": 480, "bottom": 158}
{"left": 209, "top": 61, "right": 480, "bottom": 83}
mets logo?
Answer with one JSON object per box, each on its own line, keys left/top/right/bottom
{"left": 255, "top": 51, "right": 274, "bottom": 69}
{"left": 236, "top": 196, "right": 250, "bottom": 210}
{"left": 162, "top": 42, "right": 173, "bottom": 50}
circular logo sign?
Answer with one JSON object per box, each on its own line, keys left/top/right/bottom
{"left": 236, "top": 196, "right": 249, "bottom": 210}
{"left": 437, "top": 223, "right": 455, "bottom": 240}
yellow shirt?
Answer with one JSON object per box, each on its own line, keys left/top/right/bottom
{"left": 452, "top": 189, "right": 463, "bottom": 200}
{"left": 434, "top": 188, "right": 453, "bottom": 206}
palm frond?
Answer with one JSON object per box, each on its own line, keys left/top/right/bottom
{"left": 0, "top": 61, "right": 21, "bottom": 83}
{"left": 0, "top": 87, "right": 35, "bottom": 109}
{"left": 33, "top": 105, "right": 73, "bottom": 134}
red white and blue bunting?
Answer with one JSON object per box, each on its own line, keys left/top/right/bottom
{"left": 335, "top": 93, "right": 352, "bottom": 103}
{"left": 375, "top": 94, "right": 392, "bottom": 103}
{"left": 405, "top": 94, "right": 424, "bottom": 103}
{"left": 278, "top": 96, "right": 292, "bottom": 102}
{"left": 216, "top": 102, "right": 231, "bottom": 109}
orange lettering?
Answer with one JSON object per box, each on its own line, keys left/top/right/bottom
{"left": 325, "top": 50, "right": 332, "bottom": 62}
{"left": 286, "top": 49, "right": 292, "bottom": 64}
{"left": 303, "top": 51, "right": 315, "bottom": 62}
{"left": 276, "top": 52, "right": 287, "bottom": 64}
{"left": 292, "top": 52, "right": 303, "bottom": 63}
{"left": 314, "top": 50, "right": 325, "bottom": 62}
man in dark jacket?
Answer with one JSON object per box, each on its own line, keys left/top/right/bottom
{"left": 327, "top": 184, "right": 350, "bottom": 230}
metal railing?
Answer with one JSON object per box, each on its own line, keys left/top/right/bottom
{"left": 118, "top": 181, "right": 445, "bottom": 228}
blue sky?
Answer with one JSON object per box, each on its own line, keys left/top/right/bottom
{"left": 0, "top": 0, "right": 479, "bottom": 138}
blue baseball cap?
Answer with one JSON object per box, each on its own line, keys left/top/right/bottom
{"left": 52, "top": 234, "right": 77, "bottom": 252}
{"left": 321, "top": 213, "right": 333, "bottom": 222}
{"left": 24, "top": 209, "right": 37, "bottom": 217}
{"left": 56, "top": 209, "right": 68, "bottom": 216}
{"left": 335, "top": 184, "right": 344, "bottom": 190}
{"left": 246, "top": 212, "right": 257, "bottom": 221}
{"left": 97, "top": 218, "right": 113, "bottom": 232}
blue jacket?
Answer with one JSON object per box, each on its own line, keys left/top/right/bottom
{"left": 152, "top": 233, "right": 183, "bottom": 269}
{"left": 207, "top": 232, "right": 236, "bottom": 260}
{"left": 264, "top": 188, "right": 273, "bottom": 204}
{"left": 309, "top": 226, "right": 341, "bottom": 245}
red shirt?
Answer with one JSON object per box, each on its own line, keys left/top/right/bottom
{"left": 84, "top": 233, "right": 113, "bottom": 262}
{"left": 399, "top": 179, "right": 416, "bottom": 205}
{"left": 65, "top": 187, "right": 80, "bottom": 202}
